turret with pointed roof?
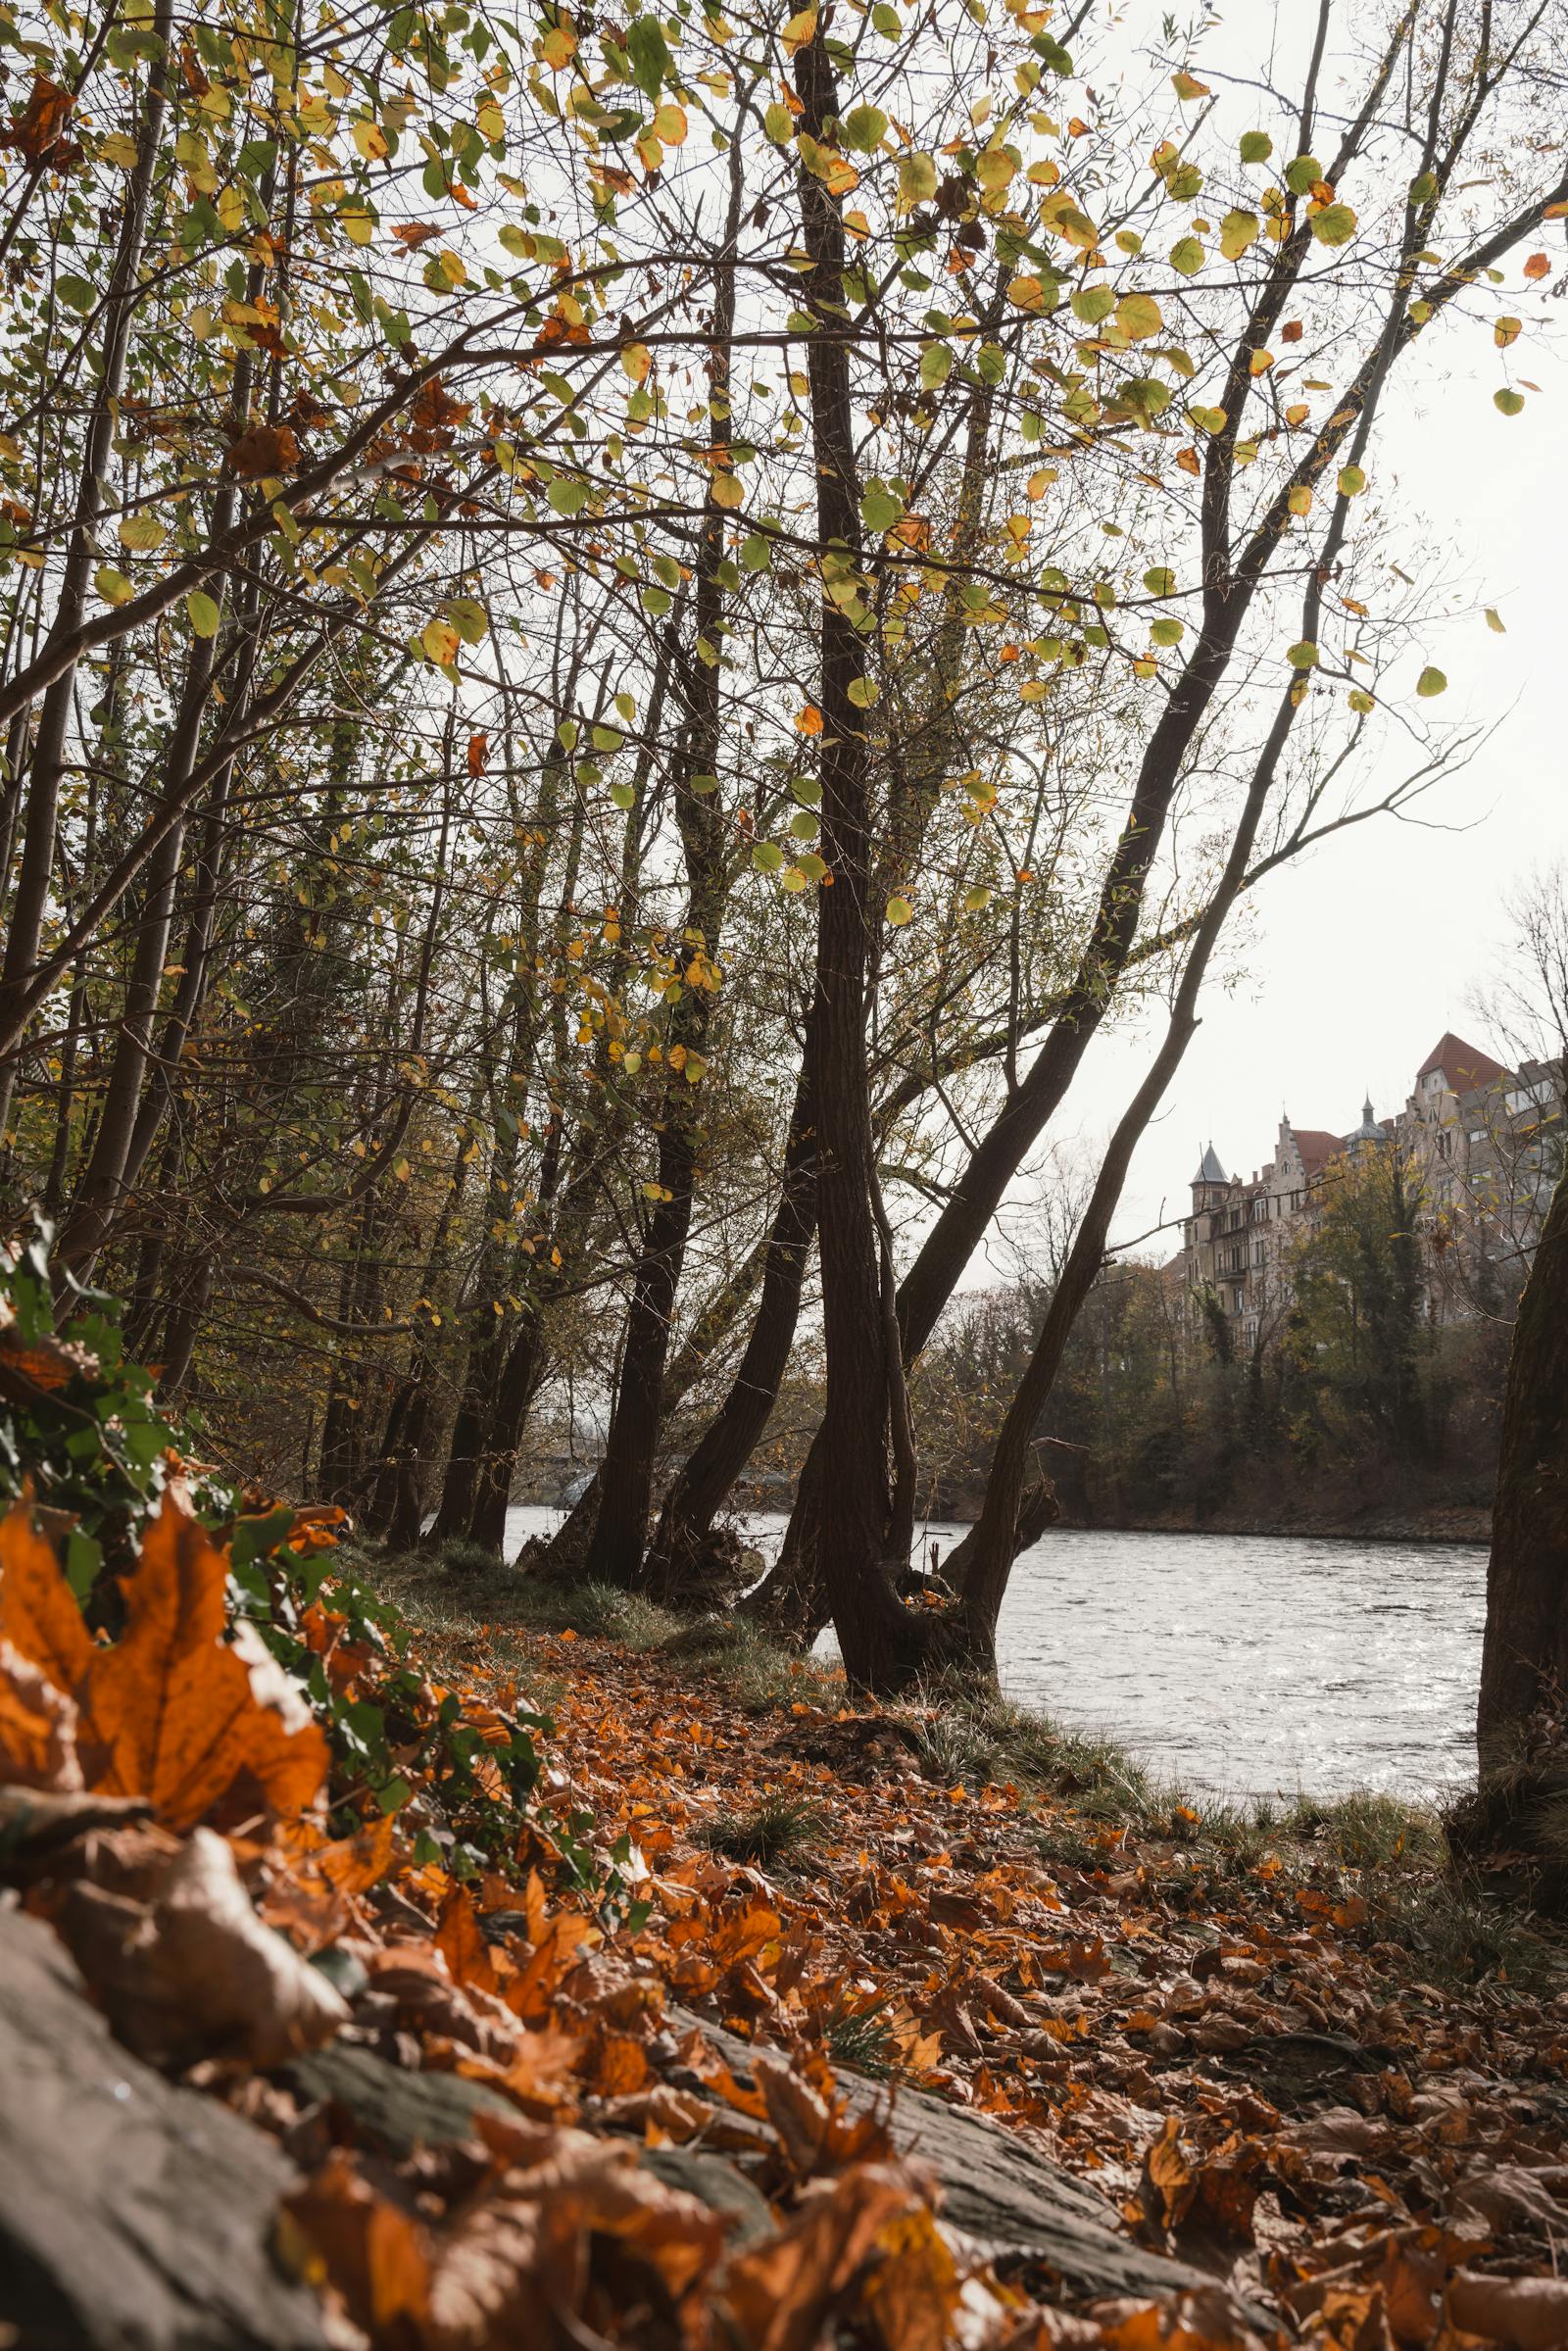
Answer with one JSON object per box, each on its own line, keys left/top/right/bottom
{"left": 1193, "top": 1142, "right": 1227, "bottom": 1185}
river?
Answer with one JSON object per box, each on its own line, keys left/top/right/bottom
{"left": 504, "top": 1506, "right": 1488, "bottom": 1802}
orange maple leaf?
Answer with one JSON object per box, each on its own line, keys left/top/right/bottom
{"left": 0, "top": 1494, "right": 327, "bottom": 1829}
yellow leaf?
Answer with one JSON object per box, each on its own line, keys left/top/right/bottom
{"left": 711, "top": 470, "right": 745, "bottom": 510}
{"left": 422, "top": 618, "right": 462, "bottom": 666}
{"left": 352, "top": 118, "right": 389, "bottom": 163}
{"left": 781, "top": 5, "right": 817, "bottom": 55}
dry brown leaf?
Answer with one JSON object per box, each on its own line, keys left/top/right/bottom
{"left": 1448, "top": 2271, "right": 1568, "bottom": 2351}
{"left": 0, "top": 1633, "right": 81, "bottom": 1788}
{"left": 859, "top": 2202, "right": 961, "bottom": 2351}
{"left": 423, "top": 2130, "right": 724, "bottom": 2350}
{"left": 281, "top": 2149, "right": 433, "bottom": 2336}
{"left": 54, "top": 1823, "right": 349, "bottom": 2065}
{"left": 226, "top": 422, "right": 300, "bottom": 478}
{"left": 724, "top": 2161, "right": 925, "bottom": 2351}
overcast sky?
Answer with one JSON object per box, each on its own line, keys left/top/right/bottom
{"left": 981, "top": 0, "right": 1568, "bottom": 1275}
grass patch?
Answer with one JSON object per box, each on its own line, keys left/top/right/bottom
{"left": 820, "top": 1992, "right": 904, "bottom": 2080}
{"left": 697, "top": 1793, "right": 826, "bottom": 1868}
{"left": 1365, "top": 1861, "right": 1563, "bottom": 1990}
{"left": 884, "top": 1681, "right": 1153, "bottom": 1819}
{"left": 660, "top": 1613, "right": 845, "bottom": 1713}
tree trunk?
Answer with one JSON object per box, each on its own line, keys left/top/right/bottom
{"left": 1476, "top": 1165, "right": 1568, "bottom": 1770}
{"left": 646, "top": 1066, "right": 817, "bottom": 1598}
{"left": 790, "top": 27, "right": 932, "bottom": 1695}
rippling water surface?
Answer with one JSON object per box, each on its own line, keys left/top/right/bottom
{"left": 505, "top": 1505, "right": 1487, "bottom": 1800}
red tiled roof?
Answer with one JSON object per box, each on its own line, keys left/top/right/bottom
{"left": 1416, "top": 1032, "right": 1507, "bottom": 1094}
{"left": 1292, "top": 1128, "right": 1345, "bottom": 1173}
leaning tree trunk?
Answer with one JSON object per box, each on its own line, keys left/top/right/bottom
{"left": 644, "top": 1065, "right": 816, "bottom": 1600}
{"left": 1476, "top": 1166, "right": 1568, "bottom": 1770}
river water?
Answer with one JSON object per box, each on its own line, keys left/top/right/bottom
{"left": 504, "top": 1506, "right": 1488, "bottom": 1802}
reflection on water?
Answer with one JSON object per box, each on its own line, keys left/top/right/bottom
{"left": 504, "top": 1504, "right": 1487, "bottom": 1800}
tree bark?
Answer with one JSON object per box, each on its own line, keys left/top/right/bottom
{"left": 790, "top": 27, "right": 931, "bottom": 1694}
{"left": 1476, "top": 1165, "right": 1568, "bottom": 1769}
{"left": 645, "top": 1064, "right": 817, "bottom": 1597}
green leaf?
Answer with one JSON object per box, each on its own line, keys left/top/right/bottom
{"left": 899, "top": 151, "right": 938, "bottom": 206}
{"left": 1239, "top": 129, "right": 1273, "bottom": 163}
{"left": 753, "top": 841, "right": 785, "bottom": 872}
{"left": 1484, "top": 607, "right": 1506, "bottom": 634}
{"left": 1408, "top": 171, "right": 1439, "bottom": 204}
{"left": 56, "top": 272, "right": 94, "bottom": 312}
{"left": 860, "top": 482, "right": 903, "bottom": 532}
{"left": 625, "top": 15, "right": 671, "bottom": 99}
{"left": 1494, "top": 387, "right": 1525, "bottom": 416}
{"left": 1168, "top": 235, "right": 1204, "bottom": 277}
{"left": 842, "top": 104, "right": 888, "bottom": 153}
{"left": 1150, "top": 616, "right": 1184, "bottom": 646}
{"left": 1348, "top": 687, "right": 1375, "bottom": 713}
{"left": 1115, "top": 292, "right": 1162, "bottom": 340}
{"left": 94, "top": 565, "right": 133, "bottom": 605}
{"left": 742, "top": 534, "right": 772, "bottom": 571}
{"left": 1337, "top": 465, "right": 1366, "bottom": 497}
{"left": 1143, "top": 566, "right": 1176, "bottom": 596}
{"left": 919, "top": 341, "right": 953, "bottom": 388}
{"left": 1416, "top": 665, "right": 1447, "bottom": 698}
{"left": 609, "top": 780, "right": 636, "bottom": 809}
{"left": 186, "top": 590, "right": 221, "bottom": 638}
{"left": 1311, "top": 202, "right": 1356, "bottom": 248}
{"left": 443, "top": 595, "right": 488, "bottom": 645}
{"left": 1284, "top": 154, "right": 1323, "bottom": 194}
{"left": 885, "top": 895, "right": 913, "bottom": 925}
{"left": 1286, "top": 640, "right": 1319, "bottom": 669}
{"left": 1070, "top": 282, "right": 1115, "bottom": 325}
{"left": 547, "top": 477, "right": 590, "bottom": 515}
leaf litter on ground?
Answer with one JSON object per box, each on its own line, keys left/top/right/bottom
{"left": 5, "top": 1494, "right": 1568, "bottom": 2350}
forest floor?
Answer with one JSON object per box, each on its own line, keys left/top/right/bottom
{"left": 341, "top": 1547, "right": 1568, "bottom": 2347}
{"left": 12, "top": 1529, "right": 1568, "bottom": 2351}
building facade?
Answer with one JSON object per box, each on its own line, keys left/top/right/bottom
{"left": 1180, "top": 1032, "right": 1563, "bottom": 1348}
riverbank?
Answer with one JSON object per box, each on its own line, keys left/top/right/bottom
{"left": 10, "top": 1506, "right": 1568, "bottom": 2350}
{"left": 373, "top": 1548, "right": 1568, "bottom": 2338}
{"left": 1059, "top": 1497, "right": 1494, "bottom": 1546}
{"left": 905, "top": 1489, "right": 1492, "bottom": 1547}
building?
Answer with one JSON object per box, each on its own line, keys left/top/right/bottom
{"left": 1181, "top": 1032, "right": 1563, "bottom": 1348}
